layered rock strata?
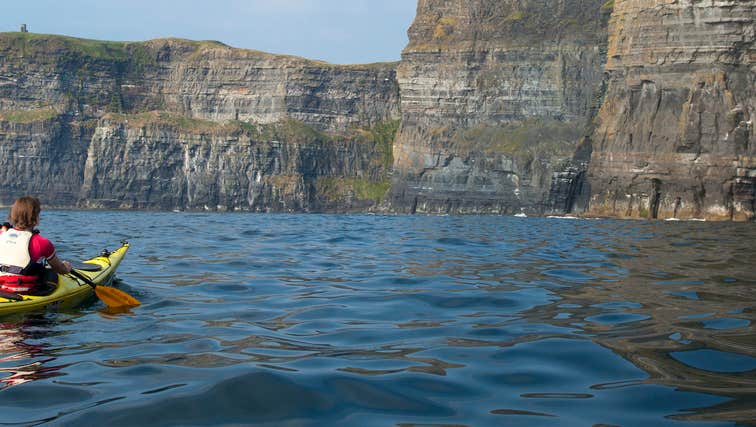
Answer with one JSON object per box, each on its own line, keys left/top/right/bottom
{"left": 584, "top": 0, "right": 755, "bottom": 221}
{"left": 79, "top": 116, "right": 395, "bottom": 211}
{"left": 0, "top": 35, "right": 399, "bottom": 210}
{"left": 0, "top": 35, "right": 399, "bottom": 132}
{"left": 388, "top": 0, "right": 610, "bottom": 214}
{"left": 2, "top": 0, "right": 754, "bottom": 220}
{"left": 0, "top": 112, "right": 396, "bottom": 212}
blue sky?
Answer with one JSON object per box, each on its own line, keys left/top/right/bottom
{"left": 1, "top": 0, "right": 417, "bottom": 64}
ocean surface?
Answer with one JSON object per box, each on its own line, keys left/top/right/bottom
{"left": 0, "top": 211, "right": 754, "bottom": 426}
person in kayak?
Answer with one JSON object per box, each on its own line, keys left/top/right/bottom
{"left": 0, "top": 196, "right": 72, "bottom": 293}
{"left": 1, "top": 222, "right": 11, "bottom": 233}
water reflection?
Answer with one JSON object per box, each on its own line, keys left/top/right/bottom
{"left": 522, "top": 221, "right": 756, "bottom": 423}
{"left": 0, "top": 316, "right": 62, "bottom": 389}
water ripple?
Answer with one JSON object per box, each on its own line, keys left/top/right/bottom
{"left": 0, "top": 213, "right": 753, "bottom": 426}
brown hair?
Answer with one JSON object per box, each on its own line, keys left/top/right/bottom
{"left": 10, "top": 196, "right": 41, "bottom": 230}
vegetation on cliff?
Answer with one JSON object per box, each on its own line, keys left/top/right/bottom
{"left": 311, "top": 120, "right": 399, "bottom": 206}
{"left": 102, "top": 112, "right": 397, "bottom": 150}
{"left": 0, "top": 107, "right": 58, "bottom": 123}
{"left": 313, "top": 177, "right": 391, "bottom": 205}
{"left": 452, "top": 119, "right": 582, "bottom": 157}
{"left": 1, "top": 32, "right": 132, "bottom": 61}
{"left": 91, "top": 112, "right": 400, "bottom": 210}
{"left": 0, "top": 32, "right": 396, "bottom": 70}
{"left": 0, "top": 29, "right": 400, "bottom": 213}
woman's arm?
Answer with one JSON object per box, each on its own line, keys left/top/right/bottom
{"left": 47, "top": 254, "right": 72, "bottom": 274}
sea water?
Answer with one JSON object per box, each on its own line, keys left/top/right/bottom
{"left": 0, "top": 211, "right": 754, "bottom": 426}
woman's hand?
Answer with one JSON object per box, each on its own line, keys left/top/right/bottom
{"left": 48, "top": 255, "right": 73, "bottom": 274}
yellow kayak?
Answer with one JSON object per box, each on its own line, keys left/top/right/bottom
{"left": 0, "top": 242, "right": 130, "bottom": 315}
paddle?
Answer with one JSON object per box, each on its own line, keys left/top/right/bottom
{"left": 68, "top": 269, "right": 140, "bottom": 309}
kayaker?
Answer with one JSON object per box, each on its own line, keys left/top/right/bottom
{"left": 0, "top": 222, "right": 10, "bottom": 233}
{"left": 0, "top": 196, "right": 72, "bottom": 293}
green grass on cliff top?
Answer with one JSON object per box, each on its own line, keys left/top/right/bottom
{"left": 1, "top": 32, "right": 133, "bottom": 61}
{"left": 0, "top": 32, "right": 227, "bottom": 61}
{"left": 0, "top": 32, "right": 397, "bottom": 69}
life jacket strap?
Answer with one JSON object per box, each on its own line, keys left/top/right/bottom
{"left": 0, "top": 264, "right": 24, "bottom": 275}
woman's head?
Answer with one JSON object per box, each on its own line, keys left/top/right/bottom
{"left": 10, "top": 196, "right": 41, "bottom": 230}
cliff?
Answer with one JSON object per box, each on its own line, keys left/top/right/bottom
{"left": 583, "top": 0, "right": 755, "bottom": 221}
{"left": 1, "top": 0, "right": 754, "bottom": 220}
{"left": 78, "top": 115, "right": 395, "bottom": 211}
{"left": 387, "top": 0, "right": 610, "bottom": 214}
{"left": 0, "top": 34, "right": 399, "bottom": 211}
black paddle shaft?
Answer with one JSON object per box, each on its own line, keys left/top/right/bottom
{"left": 72, "top": 262, "right": 102, "bottom": 272}
{"left": 69, "top": 269, "right": 98, "bottom": 288}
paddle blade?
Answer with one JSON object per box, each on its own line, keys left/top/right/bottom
{"left": 95, "top": 286, "right": 141, "bottom": 309}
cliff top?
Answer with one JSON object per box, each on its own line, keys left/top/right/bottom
{"left": 0, "top": 32, "right": 398, "bottom": 69}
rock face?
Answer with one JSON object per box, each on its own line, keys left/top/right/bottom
{"left": 0, "top": 117, "right": 90, "bottom": 207}
{"left": 387, "top": 0, "right": 610, "bottom": 214}
{"left": 77, "top": 117, "right": 395, "bottom": 211}
{"left": 0, "top": 35, "right": 399, "bottom": 211}
{"left": 584, "top": 0, "right": 755, "bottom": 221}
{"left": 0, "top": 36, "right": 399, "bottom": 132}
{"left": 1, "top": 0, "right": 754, "bottom": 220}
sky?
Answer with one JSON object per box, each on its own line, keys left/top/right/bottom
{"left": 1, "top": 0, "right": 418, "bottom": 64}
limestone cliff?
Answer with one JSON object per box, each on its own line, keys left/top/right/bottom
{"left": 584, "top": 0, "right": 755, "bottom": 221}
{"left": 1, "top": 0, "right": 754, "bottom": 220}
{"left": 388, "top": 0, "right": 610, "bottom": 214}
{"left": 0, "top": 34, "right": 399, "bottom": 211}
{"left": 79, "top": 115, "right": 395, "bottom": 211}
{"left": 0, "top": 35, "right": 399, "bottom": 131}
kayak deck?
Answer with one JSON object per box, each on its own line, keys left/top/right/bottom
{"left": 0, "top": 242, "right": 130, "bottom": 315}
